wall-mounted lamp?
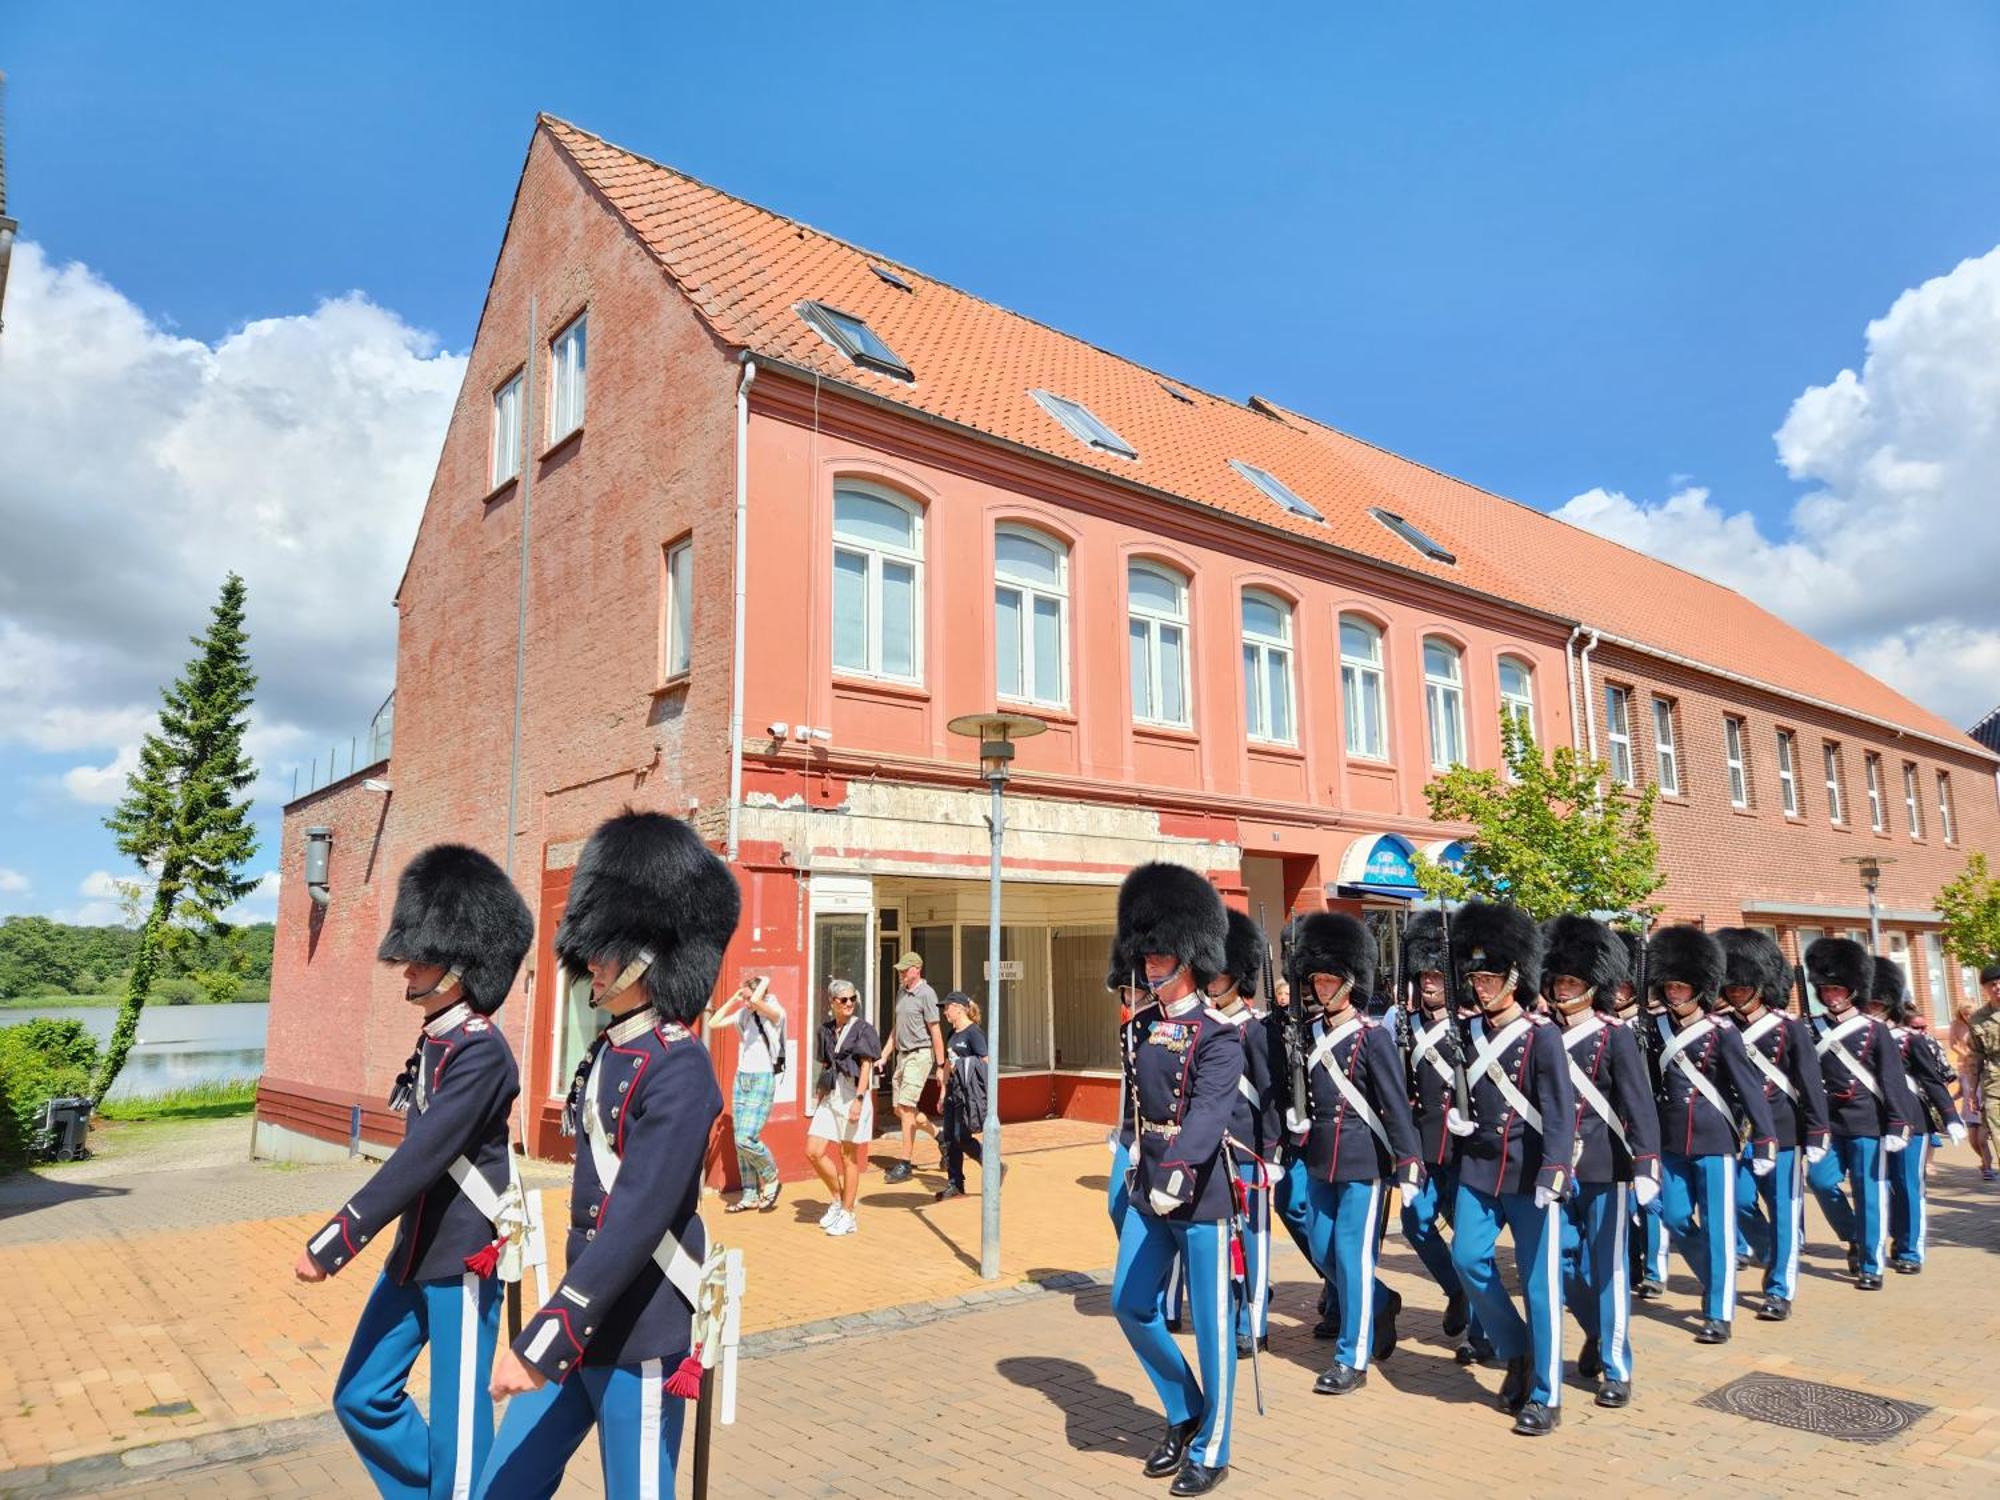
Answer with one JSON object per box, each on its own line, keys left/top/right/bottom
{"left": 362, "top": 778, "right": 392, "bottom": 794}
{"left": 304, "top": 826, "right": 334, "bottom": 908}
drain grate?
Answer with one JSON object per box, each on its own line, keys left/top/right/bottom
{"left": 1697, "top": 1373, "right": 1929, "bottom": 1444}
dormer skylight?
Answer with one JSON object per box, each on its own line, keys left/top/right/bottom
{"left": 798, "top": 301, "right": 913, "bottom": 380}
{"left": 870, "top": 264, "right": 913, "bottom": 292}
{"left": 1031, "top": 389, "right": 1137, "bottom": 460}
{"left": 1370, "top": 507, "right": 1456, "bottom": 564}
{"left": 1159, "top": 381, "right": 1194, "bottom": 404}
{"left": 1228, "top": 460, "right": 1324, "bottom": 523}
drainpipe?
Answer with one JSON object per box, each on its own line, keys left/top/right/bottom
{"left": 726, "top": 355, "right": 756, "bottom": 863}
{"left": 1577, "top": 628, "right": 1603, "bottom": 763}
{"left": 1562, "top": 625, "right": 1585, "bottom": 756}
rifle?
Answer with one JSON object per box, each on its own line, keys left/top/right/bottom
{"left": 1270, "top": 908, "right": 1310, "bottom": 1137}
{"left": 1632, "top": 924, "right": 1665, "bottom": 1094}
{"left": 1390, "top": 908, "right": 1414, "bottom": 1083}
{"left": 1438, "top": 903, "right": 1474, "bottom": 1114}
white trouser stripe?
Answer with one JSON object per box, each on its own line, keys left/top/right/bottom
{"left": 1202, "top": 1223, "right": 1229, "bottom": 1469}
{"left": 639, "top": 1357, "right": 662, "bottom": 1500}
{"left": 1354, "top": 1180, "right": 1381, "bottom": 1371}
{"left": 1913, "top": 1136, "right": 1928, "bottom": 1258}
{"left": 1720, "top": 1158, "right": 1736, "bottom": 1314}
{"left": 1873, "top": 1141, "right": 1889, "bottom": 1269}
{"left": 1542, "top": 1201, "right": 1562, "bottom": 1407}
{"left": 453, "top": 1273, "right": 476, "bottom": 1500}
{"left": 1786, "top": 1151, "right": 1804, "bottom": 1293}
{"left": 1609, "top": 1184, "right": 1630, "bottom": 1381}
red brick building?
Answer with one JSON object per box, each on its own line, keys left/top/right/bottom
{"left": 255, "top": 117, "right": 1999, "bottom": 1177}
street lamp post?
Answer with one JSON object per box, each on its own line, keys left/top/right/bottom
{"left": 1842, "top": 854, "right": 1897, "bottom": 952}
{"left": 946, "top": 711, "right": 1047, "bottom": 1280}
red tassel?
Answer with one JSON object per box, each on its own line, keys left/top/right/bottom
{"left": 663, "top": 1350, "right": 704, "bottom": 1400}
{"left": 1229, "top": 1236, "right": 1245, "bottom": 1279}
{"left": 462, "top": 1240, "right": 502, "bottom": 1279}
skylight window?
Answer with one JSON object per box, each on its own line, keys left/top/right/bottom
{"left": 870, "top": 264, "right": 913, "bottom": 292}
{"left": 1031, "top": 389, "right": 1137, "bottom": 460}
{"left": 1228, "top": 460, "right": 1324, "bottom": 523}
{"left": 798, "top": 301, "right": 913, "bottom": 380}
{"left": 1159, "top": 381, "right": 1194, "bottom": 405}
{"left": 1369, "top": 507, "right": 1456, "bottom": 564}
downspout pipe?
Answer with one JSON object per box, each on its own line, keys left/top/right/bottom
{"left": 1578, "top": 628, "right": 1603, "bottom": 764}
{"left": 727, "top": 355, "right": 756, "bottom": 863}
{"left": 1562, "top": 624, "right": 1585, "bottom": 756}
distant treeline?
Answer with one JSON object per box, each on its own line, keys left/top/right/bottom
{"left": 0, "top": 916, "right": 275, "bottom": 1003}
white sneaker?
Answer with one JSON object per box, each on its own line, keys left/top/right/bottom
{"left": 826, "top": 1209, "right": 858, "bottom": 1237}
{"left": 818, "top": 1202, "right": 840, "bottom": 1227}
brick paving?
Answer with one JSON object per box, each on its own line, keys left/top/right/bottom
{"left": 4, "top": 1130, "right": 1998, "bottom": 1498}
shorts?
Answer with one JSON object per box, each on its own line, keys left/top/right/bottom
{"left": 809, "top": 1082, "right": 874, "bottom": 1145}
{"left": 892, "top": 1049, "right": 935, "bottom": 1110}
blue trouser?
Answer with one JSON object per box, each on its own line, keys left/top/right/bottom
{"left": 1450, "top": 1183, "right": 1563, "bottom": 1409}
{"left": 1112, "top": 1211, "right": 1236, "bottom": 1470}
{"left": 1660, "top": 1152, "right": 1739, "bottom": 1322}
{"left": 1116, "top": 1138, "right": 1186, "bottom": 1323}
{"left": 1634, "top": 1195, "right": 1667, "bottom": 1284}
{"left": 1560, "top": 1182, "right": 1633, "bottom": 1383}
{"left": 333, "top": 1271, "right": 501, "bottom": 1500}
{"left": 1167, "top": 1160, "right": 1270, "bottom": 1340}
{"left": 1809, "top": 1134, "right": 1889, "bottom": 1276}
{"left": 1889, "top": 1132, "right": 1930, "bottom": 1266}
{"left": 1736, "top": 1146, "right": 1805, "bottom": 1300}
{"left": 1303, "top": 1175, "right": 1393, "bottom": 1371}
{"left": 474, "top": 1360, "right": 687, "bottom": 1500}
{"left": 1402, "top": 1158, "right": 1488, "bottom": 1345}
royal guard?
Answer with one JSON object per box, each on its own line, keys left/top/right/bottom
{"left": 1802, "top": 938, "right": 1912, "bottom": 1290}
{"left": 1608, "top": 929, "right": 1671, "bottom": 1300}
{"left": 1289, "top": 912, "right": 1422, "bottom": 1398}
{"left": 1107, "top": 862, "right": 1244, "bottom": 1497}
{"left": 296, "top": 844, "right": 534, "bottom": 1500}
{"left": 1445, "top": 901, "right": 1576, "bottom": 1437}
{"left": 476, "top": 811, "right": 739, "bottom": 1499}
{"left": 1873, "top": 961, "right": 1965, "bottom": 1273}
{"left": 1108, "top": 936, "right": 1158, "bottom": 1236}
{"left": 1542, "top": 915, "right": 1659, "bottom": 1410}
{"left": 1715, "top": 928, "right": 1829, "bottom": 1322}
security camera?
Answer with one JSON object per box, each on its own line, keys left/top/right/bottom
{"left": 768, "top": 722, "right": 789, "bottom": 738}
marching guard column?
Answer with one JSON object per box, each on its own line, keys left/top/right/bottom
{"left": 1202, "top": 908, "right": 1280, "bottom": 1358}
{"left": 1873, "top": 960, "right": 1964, "bottom": 1273}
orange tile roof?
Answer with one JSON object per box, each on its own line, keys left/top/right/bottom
{"left": 539, "top": 116, "right": 1984, "bottom": 756}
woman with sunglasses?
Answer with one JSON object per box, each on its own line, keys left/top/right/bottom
{"left": 806, "top": 979, "right": 880, "bottom": 1237}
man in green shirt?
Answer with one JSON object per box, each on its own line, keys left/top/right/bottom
{"left": 881, "top": 952, "right": 947, "bottom": 1184}
{"left": 1965, "top": 964, "right": 2000, "bottom": 1176}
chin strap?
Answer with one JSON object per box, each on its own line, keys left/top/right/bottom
{"left": 1316, "top": 975, "right": 1356, "bottom": 1018}
{"left": 1554, "top": 984, "right": 1597, "bottom": 1018}
{"left": 1145, "top": 961, "right": 1187, "bottom": 995}
{"left": 410, "top": 964, "right": 466, "bottom": 1003}
{"left": 596, "top": 949, "right": 658, "bottom": 1010}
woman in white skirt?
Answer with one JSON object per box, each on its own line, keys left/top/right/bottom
{"left": 806, "top": 979, "right": 880, "bottom": 1236}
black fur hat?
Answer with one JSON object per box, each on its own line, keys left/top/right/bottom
{"left": 1220, "top": 907, "right": 1264, "bottom": 997}
{"left": 1646, "top": 925, "right": 1725, "bottom": 1006}
{"left": 1804, "top": 936, "right": 1874, "bottom": 1003}
{"left": 1869, "top": 956, "right": 1908, "bottom": 1013}
{"left": 1103, "top": 935, "right": 1137, "bottom": 994}
{"left": 1287, "top": 911, "right": 1377, "bottom": 994}
{"left": 1541, "top": 915, "right": 1628, "bottom": 997}
{"left": 554, "top": 811, "right": 742, "bottom": 1024}
{"left": 377, "top": 844, "right": 533, "bottom": 1014}
{"left": 1449, "top": 901, "right": 1542, "bottom": 1006}
{"left": 1114, "top": 863, "right": 1228, "bottom": 981}
{"left": 1403, "top": 910, "right": 1447, "bottom": 977}
{"left": 1715, "top": 927, "right": 1789, "bottom": 1008}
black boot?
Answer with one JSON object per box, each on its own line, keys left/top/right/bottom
{"left": 1893, "top": 1258, "right": 1922, "bottom": 1275}
{"left": 1856, "top": 1272, "right": 1884, "bottom": 1290}
{"left": 1757, "top": 1295, "right": 1791, "bottom": 1322}
{"left": 1497, "top": 1355, "right": 1529, "bottom": 1413}
{"left": 1234, "top": 1333, "right": 1255, "bottom": 1360}
{"left": 1693, "top": 1319, "right": 1731, "bottom": 1345}
{"left": 1634, "top": 1276, "right": 1663, "bottom": 1301}
{"left": 1576, "top": 1336, "right": 1602, "bottom": 1379}
{"left": 1443, "top": 1290, "right": 1468, "bottom": 1338}
{"left": 1846, "top": 1242, "right": 1861, "bottom": 1276}
{"left": 1457, "top": 1334, "right": 1495, "bottom": 1367}
{"left": 1313, "top": 1361, "right": 1367, "bottom": 1395}
{"left": 1512, "top": 1400, "right": 1561, "bottom": 1436}
{"left": 1170, "top": 1461, "right": 1228, "bottom": 1496}
{"left": 1596, "top": 1379, "right": 1631, "bottom": 1409}
{"left": 1143, "top": 1419, "right": 1199, "bottom": 1478}
{"left": 1372, "top": 1289, "right": 1402, "bottom": 1363}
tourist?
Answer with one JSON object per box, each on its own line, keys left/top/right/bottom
{"left": 709, "top": 974, "right": 787, "bottom": 1212}
{"left": 806, "top": 980, "right": 879, "bottom": 1236}
{"left": 879, "top": 951, "right": 946, "bottom": 1183}
{"left": 935, "top": 992, "right": 989, "bottom": 1200}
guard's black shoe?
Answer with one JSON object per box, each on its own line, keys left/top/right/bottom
{"left": 1856, "top": 1272, "right": 1884, "bottom": 1291}
{"left": 1313, "top": 1361, "right": 1367, "bottom": 1395}
{"left": 1634, "top": 1277, "right": 1663, "bottom": 1301}
{"left": 1846, "top": 1242, "right": 1861, "bottom": 1276}
{"left": 933, "top": 1183, "right": 964, "bottom": 1201}
{"left": 1735, "top": 1253, "right": 1754, "bottom": 1271}
{"left": 1143, "top": 1419, "right": 1199, "bottom": 1478}
{"left": 1311, "top": 1310, "right": 1339, "bottom": 1340}
{"left": 1457, "top": 1334, "right": 1495, "bottom": 1367}
{"left": 1892, "top": 1258, "right": 1921, "bottom": 1275}
{"left": 1497, "top": 1355, "right": 1529, "bottom": 1413}
{"left": 1443, "top": 1290, "right": 1469, "bottom": 1338}
{"left": 882, "top": 1161, "right": 913, "bottom": 1184}
{"left": 1165, "top": 1318, "right": 1184, "bottom": 1334}
{"left": 1576, "top": 1336, "right": 1602, "bottom": 1379}
{"left": 1235, "top": 1334, "right": 1255, "bottom": 1360}
{"left": 1757, "top": 1296, "right": 1791, "bottom": 1322}
{"left": 1512, "top": 1400, "right": 1560, "bottom": 1436}
{"left": 1372, "top": 1289, "right": 1402, "bottom": 1363}
{"left": 1693, "top": 1319, "right": 1731, "bottom": 1345}
{"left": 1170, "top": 1461, "right": 1227, "bottom": 1496}
{"left": 1596, "top": 1379, "right": 1631, "bottom": 1409}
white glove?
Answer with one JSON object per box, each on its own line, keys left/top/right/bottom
{"left": 1883, "top": 1132, "right": 1909, "bottom": 1154}
{"left": 1401, "top": 1163, "right": 1425, "bottom": 1196}
{"left": 1533, "top": 1184, "right": 1558, "bottom": 1210}
{"left": 1949, "top": 1122, "right": 1968, "bottom": 1145}
{"left": 1632, "top": 1175, "right": 1660, "bottom": 1209}
{"left": 1805, "top": 1144, "right": 1828, "bottom": 1166}
{"left": 1148, "top": 1188, "right": 1183, "bottom": 1216}
{"left": 1445, "top": 1107, "right": 1477, "bottom": 1137}
{"left": 1750, "top": 1154, "right": 1775, "bottom": 1178}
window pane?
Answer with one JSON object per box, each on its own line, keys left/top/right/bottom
{"left": 1340, "top": 618, "right": 1380, "bottom": 662}
{"left": 1360, "top": 671, "right": 1384, "bottom": 758}
{"left": 997, "top": 530, "right": 1061, "bottom": 589}
{"left": 833, "top": 550, "right": 869, "bottom": 671}
{"left": 1242, "top": 593, "right": 1285, "bottom": 640}
{"left": 880, "top": 559, "right": 916, "bottom": 678}
{"left": 995, "top": 586, "right": 1023, "bottom": 698}
{"left": 1129, "top": 620, "right": 1152, "bottom": 719}
{"left": 1443, "top": 688, "right": 1464, "bottom": 765}
{"left": 1499, "top": 658, "right": 1530, "bottom": 698}
{"left": 669, "top": 545, "right": 692, "bottom": 677}
{"left": 834, "top": 490, "right": 916, "bottom": 550}
{"left": 1652, "top": 698, "right": 1673, "bottom": 749}
{"left": 1129, "top": 563, "right": 1183, "bottom": 616}
{"left": 1341, "top": 664, "right": 1362, "bottom": 752}
{"left": 1424, "top": 640, "right": 1460, "bottom": 681}
{"left": 1033, "top": 595, "right": 1062, "bottom": 701}
{"left": 1267, "top": 652, "right": 1292, "bottom": 742}
{"left": 1159, "top": 625, "right": 1186, "bottom": 724}
{"left": 1243, "top": 644, "right": 1262, "bottom": 736}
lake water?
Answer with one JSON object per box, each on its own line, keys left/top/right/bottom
{"left": 1, "top": 1002, "right": 269, "bottom": 1100}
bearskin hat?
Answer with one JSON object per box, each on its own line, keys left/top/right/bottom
{"left": 1714, "top": 927, "right": 1789, "bottom": 1007}
{"left": 377, "top": 844, "right": 533, "bottom": 1014}
{"left": 1646, "top": 925, "right": 1725, "bottom": 1006}
{"left": 1103, "top": 934, "right": 1137, "bottom": 995}
{"left": 1449, "top": 901, "right": 1542, "bottom": 1007}
{"left": 1219, "top": 907, "right": 1265, "bottom": 997}
{"left": 1403, "top": 910, "right": 1448, "bottom": 978}
{"left": 1804, "top": 936, "right": 1874, "bottom": 1003}
{"left": 1114, "top": 863, "right": 1228, "bottom": 981}
{"left": 554, "top": 811, "right": 742, "bottom": 1024}
{"left": 1287, "top": 911, "right": 1376, "bottom": 994}
{"left": 1541, "top": 915, "right": 1628, "bottom": 997}
{"left": 1870, "top": 955, "right": 1908, "bottom": 1013}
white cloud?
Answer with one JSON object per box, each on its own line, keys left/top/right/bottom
{"left": 61, "top": 743, "right": 142, "bottom": 806}
{"left": 56, "top": 870, "right": 141, "bottom": 927}
{"left": 1556, "top": 244, "right": 2000, "bottom": 729}
{"left": 226, "top": 870, "right": 282, "bottom": 925}
{"left": 0, "top": 868, "right": 30, "bottom": 895}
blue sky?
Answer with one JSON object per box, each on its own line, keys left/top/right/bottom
{"left": 3, "top": 3, "right": 1999, "bottom": 925}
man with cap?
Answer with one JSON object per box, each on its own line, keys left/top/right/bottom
{"left": 1107, "top": 862, "right": 1244, "bottom": 1497}
{"left": 1446, "top": 901, "right": 1575, "bottom": 1437}
{"left": 1965, "top": 964, "right": 2000, "bottom": 1182}
{"left": 476, "top": 811, "right": 739, "bottom": 1499}
{"left": 295, "top": 844, "right": 533, "bottom": 1500}
{"left": 1803, "top": 937, "right": 1912, "bottom": 1290}
{"left": 1645, "top": 925, "right": 1777, "bottom": 1344}
{"left": 1289, "top": 911, "right": 1423, "bottom": 1398}
{"left": 879, "top": 950, "right": 947, "bottom": 1184}
{"left": 1715, "top": 928, "right": 1829, "bottom": 1322}
{"left": 1874, "top": 961, "right": 1964, "bottom": 1273}
{"left": 1542, "top": 915, "right": 1659, "bottom": 1409}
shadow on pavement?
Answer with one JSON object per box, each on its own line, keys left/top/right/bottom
{"left": 0, "top": 1171, "right": 131, "bottom": 1221}
{"left": 996, "top": 1355, "right": 1157, "bottom": 1462}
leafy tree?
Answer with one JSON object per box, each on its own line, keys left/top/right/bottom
{"left": 193, "top": 970, "right": 243, "bottom": 1005}
{"left": 1937, "top": 853, "right": 2000, "bottom": 973}
{"left": 94, "top": 574, "right": 259, "bottom": 1098}
{"left": 0, "top": 918, "right": 80, "bottom": 994}
{"left": 1414, "top": 710, "right": 1664, "bottom": 923}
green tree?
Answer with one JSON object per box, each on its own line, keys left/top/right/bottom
{"left": 0, "top": 917, "right": 80, "bottom": 994}
{"left": 1413, "top": 710, "right": 1665, "bottom": 923}
{"left": 1937, "top": 853, "right": 2000, "bottom": 972}
{"left": 94, "top": 574, "right": 260, "bottom": 1099}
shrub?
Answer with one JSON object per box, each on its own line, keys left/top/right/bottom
{"left": 0, "top": 1019, "right": 101, "bottom": 1165}
{"left": 153, "top": 976, "right": 202, "bottom": 1006}
{"left": 192, "top": 970, "right": 243, "bottom": 1005}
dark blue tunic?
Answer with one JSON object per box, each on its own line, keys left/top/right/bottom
{"left": 1126, "top": 994, "right": 1245, "bottom": 1223}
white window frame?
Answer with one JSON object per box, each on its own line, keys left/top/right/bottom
{"left": 1424, "top": 638, "right": 1467, "bottom": 771}
{"left": 548, "top": 315, "right": 587, "bottom": 442}
{"left": 1651, "top": 696, "right": 1679, "bottom": 796}
{"left": 1605, "top": 685, "right": 1634, "bottom": 787}
{"left": 1498, "top": 656, "right": 1535, "bottom": 737}
{"left": 1128, "top": 561, "right": 1191, "bottom": 729}
{"left": 993, "top": 524, "right": 1069, "bottom": 709}
{"left": 1937, "top": 770, "right": 1955, "bottom": 843}
{"left": 1824, "top": 742, "right": 1844, "bottom": 825}
{"left": 1029, "top": 389, "right": 1136, "bottom": 460}
{"left": 1241, "top": 590, "right": 1297, "bottom": 746}
{"left": 1866, "top": 754, "right": 1885, "bottom": 831}
{"left": 1339, "top": 615, "right": 1389, "bottom": 762}
{"left": 831, "top": 483, "right": 925, "bottom": 685}
{"left": 1904, "top": 762, "right": 1923, "bottom": 837}
{"left": 1777, "top": 729, "right": 1800, "bottom": 816}
{"left": 1724, "top": 716, "right": 1749, "bottom": 808}
{"left": 491, "top": 371, "right": 523, "bottom": 487}
{"left": 663, "top": 538, "right": 693, "bottom": 680}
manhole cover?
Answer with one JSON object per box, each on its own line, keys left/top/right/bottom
{"left": 1697, "top": 1374, "right": 1929, "bottom": 1444}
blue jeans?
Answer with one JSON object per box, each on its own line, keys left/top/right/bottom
{"left": 474, "top": 1359, "right": 687, "bottom": 1500}
{"left": 1451, "top": 1182, "right": 1564, "bottom": 1408}
{"left": 1561, "top": 1182, "right": 1634, "bottom": 1382}
{"left": 1112, "top": 1212, "right": 1236, "bottom": 1470}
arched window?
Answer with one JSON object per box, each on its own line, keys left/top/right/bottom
{"left": 1498, "top": 656, "right": 1534, "bottom": 736}
{"left": 1128, "top": 561, "right": 1190, "bottom": 728}
{"left": 995, "top": 525, "right": 1068, "bottom": 707}
{"left": 1242, "top": 590, "right": 1296, "bottom": 744}
{"left": 832, "top": 484, "right": 922, "bottom": 682}
{"left": 1423, "top": 637, "right": 1466, "bottom": 770}
{"left": 1339, "top": 615, "right": 1388, "bottom": 760}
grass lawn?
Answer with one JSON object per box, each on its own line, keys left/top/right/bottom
{"left": 0, "top": 993, "right": 122, "bottom": 1009}
{"left": 96, "top": 1079, "right": 259, "bottom": 1122}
